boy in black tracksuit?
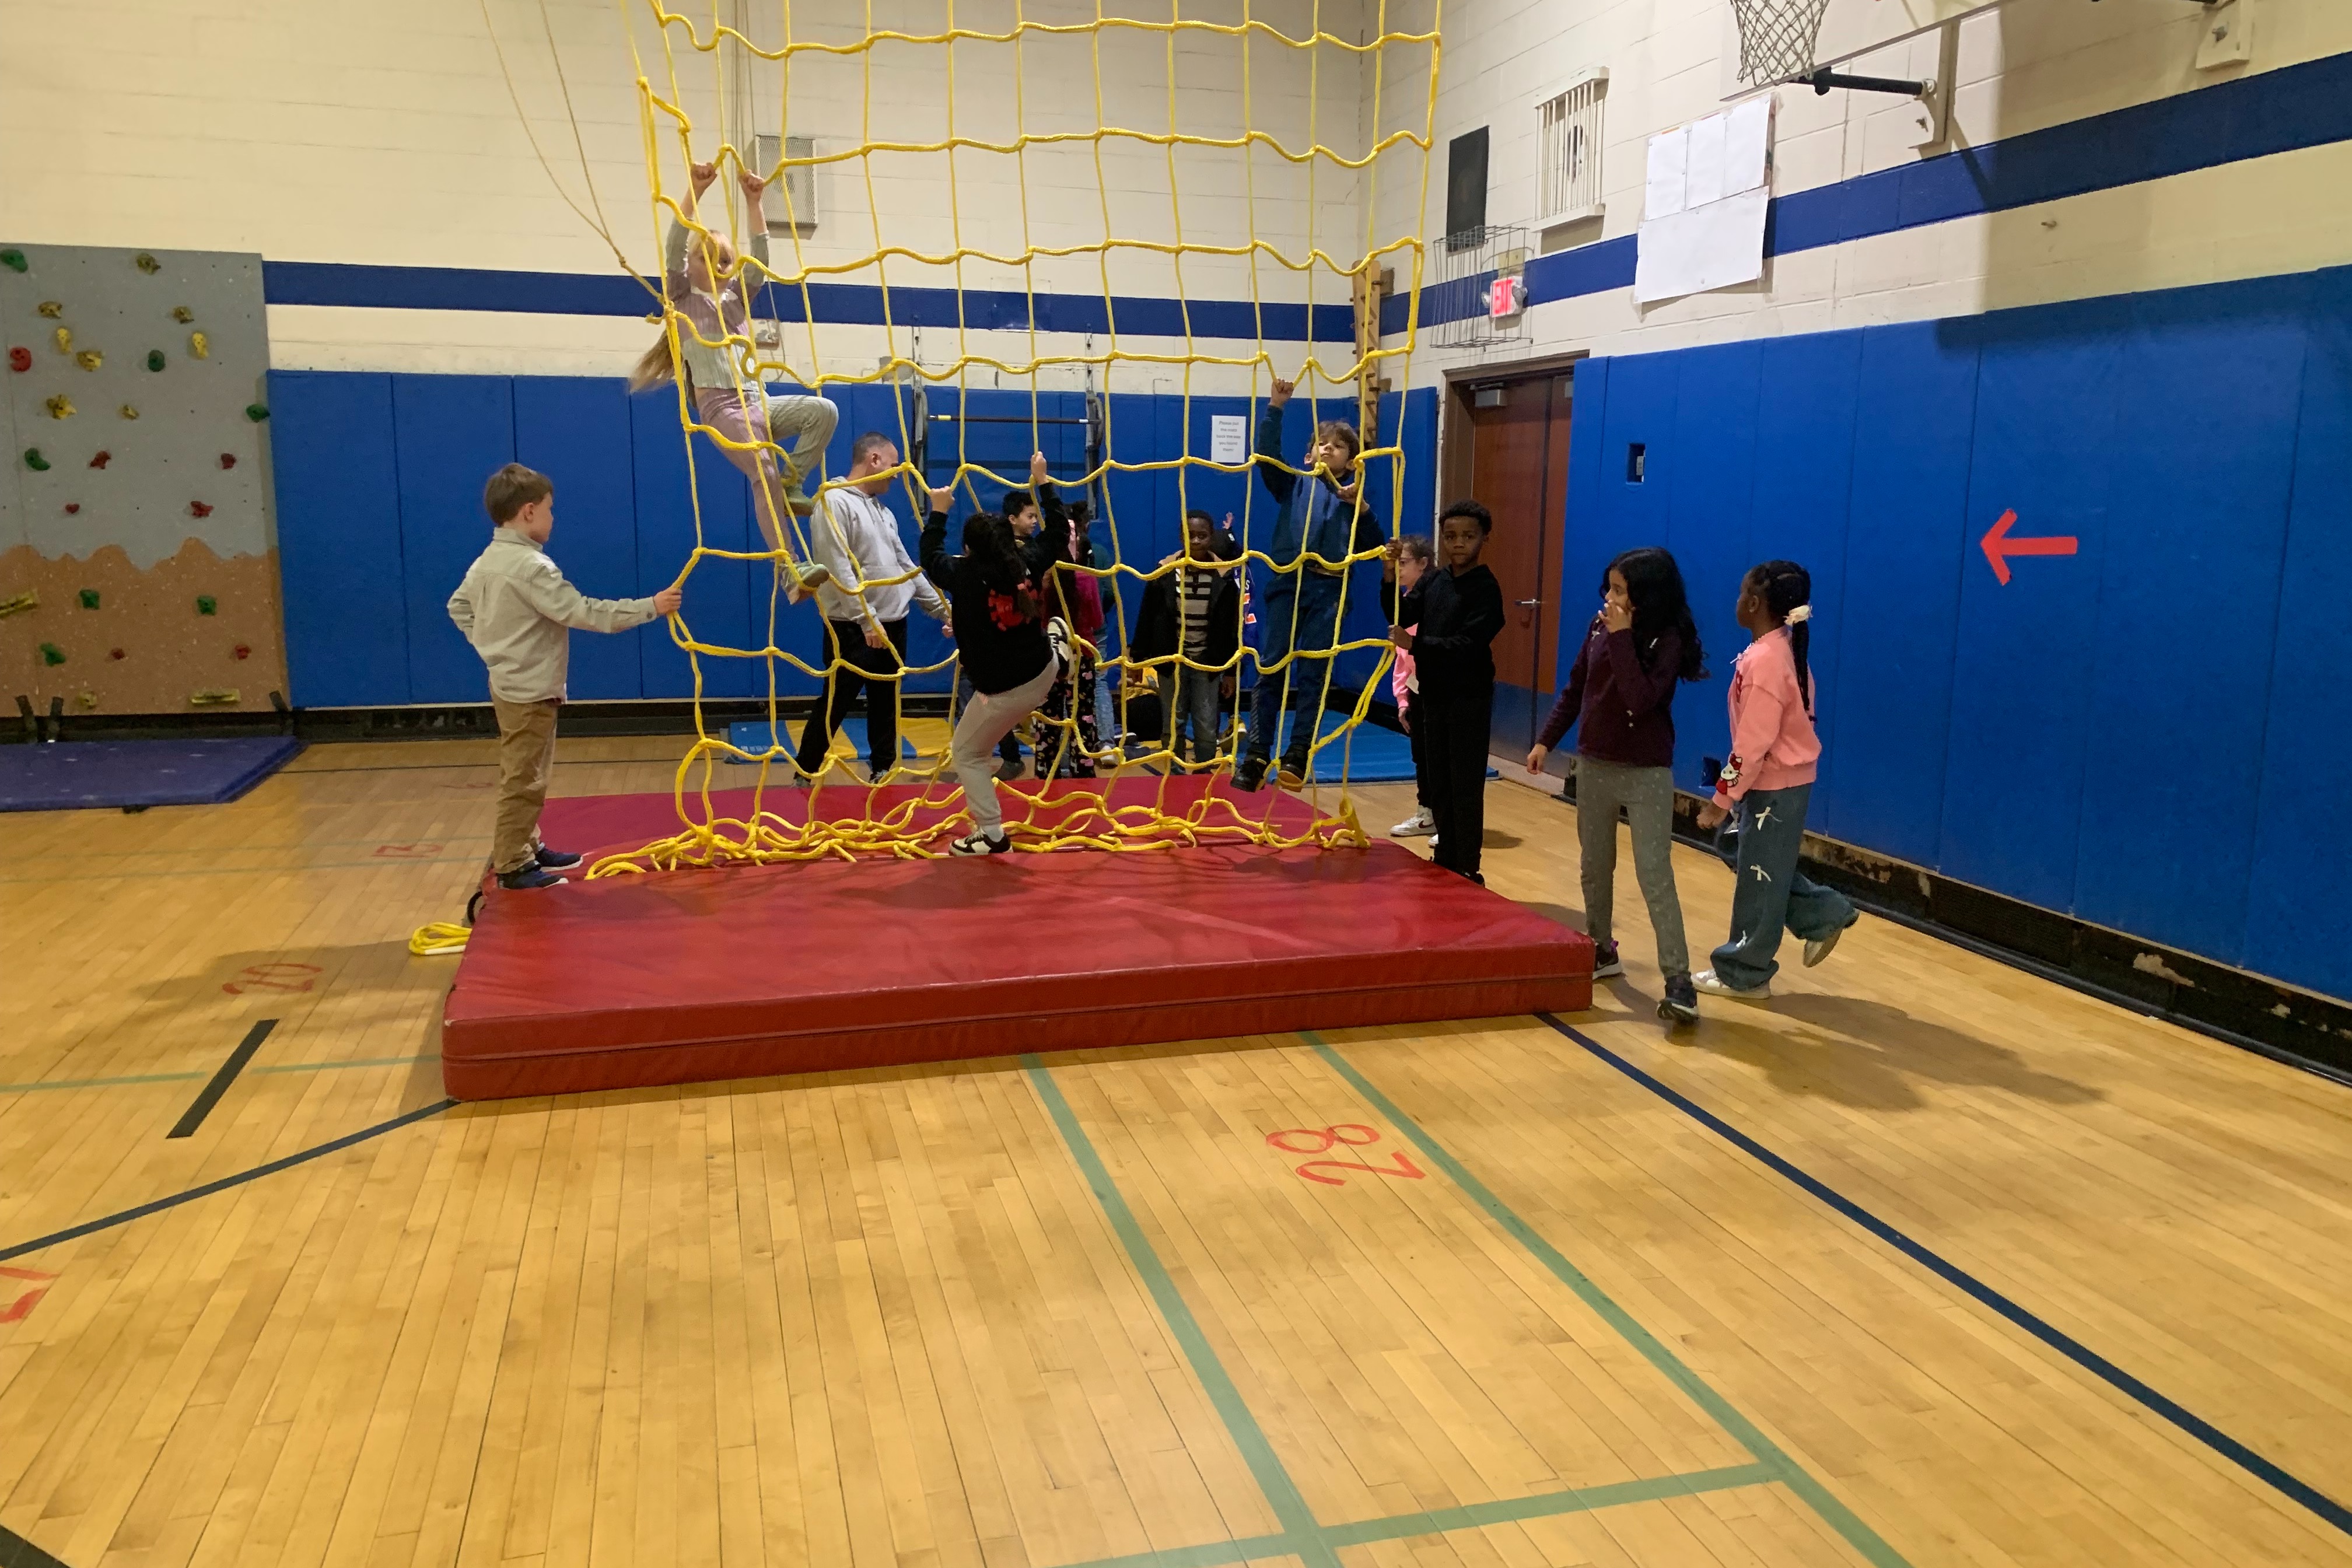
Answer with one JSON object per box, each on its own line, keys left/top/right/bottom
{"left": 1391, "top": 499, "right": 1504, "bottom": 883}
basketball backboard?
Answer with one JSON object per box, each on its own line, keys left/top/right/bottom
{"left": 1721, "top": 0, "right": 2012, "bottom": 95}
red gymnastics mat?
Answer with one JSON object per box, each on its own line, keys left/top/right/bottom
{"left": 439, "top": 780, "right": 1593, "bottom": 1101}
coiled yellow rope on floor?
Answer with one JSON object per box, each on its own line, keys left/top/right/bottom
{"left": 578, "top": 0, "right": 1438, "bottom": 874}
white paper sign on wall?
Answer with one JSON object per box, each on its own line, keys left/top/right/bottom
{"left": 1635, "top": 96, "right": 1773, "bottom": 304}
{"left": 1210, "top": 414, "right": 1247, "bottom": 464}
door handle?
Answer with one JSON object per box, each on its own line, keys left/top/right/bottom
{"left": 1515, "top": 598, "right": 1542, "bottom": 607}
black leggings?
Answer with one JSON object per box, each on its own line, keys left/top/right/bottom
{"left": 1418, "top": 685, "right": 1492, "bottom": 880}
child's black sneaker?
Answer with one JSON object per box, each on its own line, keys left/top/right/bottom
{"left": 1234, "top": 756, "right": 1269, "bottom": 792}
{"left": 949, "top": 830, "right": 1012, "bottom": 856}
{"left": 1591, "top": 940, "right": 1624, "bottom": 979}
{"left": 496, "top": 864, "right": 567, "bottom": 891}
{"left": 1658, "top": 974, "right": 1699, "bottom": 1026}
{"left": 534, "top": 845, "right": 583, "bottom": 870}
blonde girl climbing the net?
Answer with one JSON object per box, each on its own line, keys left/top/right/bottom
{"left": 629, "top": 159, "right": 835, "bottom": 601}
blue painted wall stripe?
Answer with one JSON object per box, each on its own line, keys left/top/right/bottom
{"left": 262, "top": 260, "right": 1356, "bottom": 342}
{"left": 1385, "top": 48, "right": 2352, "bottom": 334}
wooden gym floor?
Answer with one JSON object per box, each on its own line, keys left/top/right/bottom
{"left": 1, "top": 734, "right": 2348, "bottom": 1568}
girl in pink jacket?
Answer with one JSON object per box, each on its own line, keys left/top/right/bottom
{"left": 1691, "top": 559, "right": 1857, "bottom": 1000}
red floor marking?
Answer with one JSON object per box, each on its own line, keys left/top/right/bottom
{"left": 1265, "top": 1124, "right": 1427, "bottom": 1187}
{"left": 0, "top": 1267, "right": 55, "bottom": 1324}
{"left": 221, "top": 961, "right": 321, "bottom": 996}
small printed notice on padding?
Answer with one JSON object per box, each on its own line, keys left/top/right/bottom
{"left": 1636, "top": 97, "right": 1773, "bottom": 304}
{"left": 1210, "top": 414, "right": 1247, "bottom": 464}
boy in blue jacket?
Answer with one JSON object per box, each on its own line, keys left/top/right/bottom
{"left": 1236, "top": 378, "right": 1385, "bottom": 790}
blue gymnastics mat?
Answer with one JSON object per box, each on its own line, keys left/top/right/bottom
{"left": 0, "top": 736, "right": 304, "bottom": 811}
{"left": 1260, "top": 709, "right": 1496, "bottom": 785}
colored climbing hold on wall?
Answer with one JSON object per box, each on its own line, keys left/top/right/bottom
{"left": 118, "top": 405, "right": 138, "bottom": 420}
{"left": 89, "top": 451, "right": 110, "bottom": 468}
{"left": 219, "top": 453, "right": 237, "bottom": 470}
{"left": 37, "top": 301, "right": 62, "bottom": 318}
{"left": 245, "top": 404, "right": 269, "bottom": 422}
{"left": 189, "top": 501, "right": 215, "bottom": 519}
{"left": 233, "top": 643, "right": 252, "bottom": 660}
{"left": 189, "top": 331, "right": 209, "bottom": 359}
{"left": 172, "top": 306, "right": 193, "bottom": 324}
{"left": 6, "top": 347, "right": 28, "bottom": 373}
{"left": 108, "top": 648, "right": 125, "bottom": 660}
{"left": 78, "top": 589, "right": 99, "bottom": 610}
{"left": 52, "top": 328, "right": 71, "bottom": 354}
{"left": 45, "top": 396, "right": 75, "bottom": 419}
{"left": 0, "top": 590, "right": 38, "bottom": 618}
{"left": 23, "top": 449, "right": 48, "bottom": 471}
{"left": 39, "top": 644, "right": 65, "bottom": 666}
{"left": 75, "top": 690, "right": 97, "bottom": 710}
{"left": 63, "top": 503, "right": 79, "bottom": 514}
{"left": 135, "top": 253, "right": 160, "bottom": 274}
{"left": 75, "top": 350, "right": 102, "bottom": 371}
{"left": 146, "top": 349, "right": 165, "bottom": 372}
{"left": 190, "top": 688, "right": 240, "bottom": 706}
{"left": 0, "top": 249, "right": 26, "bottom": 272}
{"left": 195, "top": 595, "right": 218, "bottom": 615}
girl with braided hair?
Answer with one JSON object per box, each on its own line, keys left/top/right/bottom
{"left": 1691, "top": 559, "right": 1857, "bottom": 1002}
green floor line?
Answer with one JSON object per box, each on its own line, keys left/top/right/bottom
{"left": 1038, "top": 1443, "right": 1780, "bottom": 1568}
{"left": 1023, "top": 1055, "right": 1342, "bottom": 1568}
{"left": 0, "top": 1054, "right": 439, "bottom": 1095}
{"left": 1301, "top": 1032, "right": 1912, "bottom": 1568}
{"left": 1317, "top": 1463, "right": 1780, "bottom": 1548}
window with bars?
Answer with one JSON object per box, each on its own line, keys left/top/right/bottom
{"left": 1536, "top": 69, "right": 1608, "bottom": 228}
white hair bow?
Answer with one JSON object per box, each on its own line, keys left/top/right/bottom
{"left": 1786, "top": 604, "right": 1813, "bottom": 624}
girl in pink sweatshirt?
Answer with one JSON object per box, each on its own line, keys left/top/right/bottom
{"left": 1691, "top": 559, "right": 1857, "bottom": 1000}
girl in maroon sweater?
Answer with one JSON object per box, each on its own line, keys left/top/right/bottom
{"left": 1527, "top": 547, "right": 1707, "bottom": 1024}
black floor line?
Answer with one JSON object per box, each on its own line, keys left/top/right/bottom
{"left": 1539, "top": 1012, "right": 2352, "bottom": 1541}
{"left": 0, "top": 1098, "right": 457, "bottom": 1265}
{"left": 0, "top": 1520, "right": 72, "bottom": 1567}
{"left": 166, "top": 1019, "right": 276, "bottom": 1139}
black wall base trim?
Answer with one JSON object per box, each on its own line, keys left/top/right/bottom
{"left": 1547, "top": 776, "right": 2352, "bottom": 1085}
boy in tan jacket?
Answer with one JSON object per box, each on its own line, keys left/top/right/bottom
{"left": 448, "top": 463, "right": 682, "bottom": 890}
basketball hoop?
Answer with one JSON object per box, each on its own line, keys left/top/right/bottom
{"left": 1728, "top": 0, "right": 1835, "bottom": 88}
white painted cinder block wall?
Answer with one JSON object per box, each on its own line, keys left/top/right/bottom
{"left": 7, "top": 0, "right": 2348, "bottom": 399}
{"left": 1373, "top": 0, "right": 2352, "bottom": 388}
{"left": 0, "top": 0, "right": 1388, "bottom": 398}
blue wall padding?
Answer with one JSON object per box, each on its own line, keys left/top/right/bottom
{"left": 1824, "top": 322, "right": 1979, "bottom": 868}
{"left": 1661, "top": 340, "right": 1762, "bottom": 793}
{"left": 2244, "top": 268, "right": 2352, "bottom": 998}
{"left": 393, "top": 374, "right": 514, "bottom": 704}
{"left": 1937, "top": 295, "right": 2126, "bottom": 914}
{"left": 268, "top": 370, "right": 408, "bottom": 708}
{"left": 1748, "top": 331, "right": 1862, "bottom": 835}
{"left": 630, "top": 388, "right": 754, "bottom": 701}
{"left": 2073, "top": 276, "right": 2309, "bottom": 963}
{"left": 1559, "top": 262, "right": 2352, "bottom": 1000}
{"left": 514, "top": 377, "right": 642, "bottom": 701}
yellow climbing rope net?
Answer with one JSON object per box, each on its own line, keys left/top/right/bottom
{"left": 593, "top": 0, "right": 1440, "bottom": 873}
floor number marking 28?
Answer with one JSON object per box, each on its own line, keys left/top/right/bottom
{"left": 1265, "top": 1124, "right": 1426, "bottom": 1187}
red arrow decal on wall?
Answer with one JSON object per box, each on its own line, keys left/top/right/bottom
{"left": 1980, "top": 509, "right": 2078, "bottom": 585}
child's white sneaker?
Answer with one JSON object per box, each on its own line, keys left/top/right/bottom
{"left": 1692, "top": 969, "right": 1770, "bottom": 1002}
{"left": 1391, "top": 808, "right": 1435, "bottom": 837}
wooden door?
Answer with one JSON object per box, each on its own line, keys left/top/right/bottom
{"left": 1462, "top": 374, "right": 1573, "bottom": 749}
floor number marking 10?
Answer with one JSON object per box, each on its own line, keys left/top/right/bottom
{"left": 1265, "top": 1123, "right": 1427, "bottom": 1187}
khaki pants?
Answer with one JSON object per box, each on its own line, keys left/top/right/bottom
{"left": 491, "top": 697, "right": 562, "bottom": 874}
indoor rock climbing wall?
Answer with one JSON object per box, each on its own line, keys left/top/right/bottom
{"left": 0, "top": 243, "right": 284, "bottom": 718}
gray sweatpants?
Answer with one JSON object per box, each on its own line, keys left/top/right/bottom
{"left": 1574, "top": 755, "right": 1691, "bottom": 978}
{"left": 951, "top": 654, "right": 1063, "bottom": 838}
